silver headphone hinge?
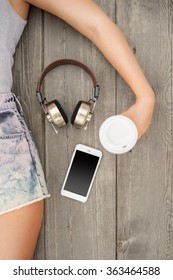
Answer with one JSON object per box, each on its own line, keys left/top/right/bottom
{"left": 93, "top": 85, "right": 100, "bottom": 101}
{"left": 36, "top": 61, "right": 100, "bottom": 132}
{"left": 41, "top": 102, "right": 47, "bottom": 114}
{"left": 37, "top": 93, "right": 58, "bottom": 134}
{"left": 50, "top": 122, "right": 58, "bottom": 134}
{"left": 36, "top": 91, "right": 44, "bottom": 104}
{"left": 90, "top": 84, "right": 100, "bottom": 111}
{"left": 89, "top": 98, "right": 97, "bottom": 114}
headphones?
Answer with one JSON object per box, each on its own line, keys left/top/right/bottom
{"left": 36, "top": 59, "right": 100, "bottom": 133}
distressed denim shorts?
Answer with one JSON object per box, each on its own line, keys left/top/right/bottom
{"left": 0, "top": 93, "right": 50, "bottom": 216}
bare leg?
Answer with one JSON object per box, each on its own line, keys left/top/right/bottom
{"left": 1, "top": 0, "right": 43, "bottom": 260}
{"left": 0, "top": 1, "right": 43, "bottom": 261}
{"left": 0, "top": 200, "right": 44, "bottom": 260}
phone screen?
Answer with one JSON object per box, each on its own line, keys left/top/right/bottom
{"left": 64, "top": 150, "right": 100, "bottom": 197}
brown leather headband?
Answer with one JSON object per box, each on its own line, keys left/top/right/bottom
{"left": 36, "top": 59, "right": 98, "bottom": 93}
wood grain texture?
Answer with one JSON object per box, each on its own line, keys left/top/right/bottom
{"left": 43, "top": 0, "right": 116, "bottom": 260}
{"left": 12, "top": 0, "right": 173, "bottom": 260}
{"left": 116, "top": 0, "right": 173, "bottom": 259}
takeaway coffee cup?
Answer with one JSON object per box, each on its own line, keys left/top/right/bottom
{"left": 99, "top": 115, "right": 138, "bottom": 154}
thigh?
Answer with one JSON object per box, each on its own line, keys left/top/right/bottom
{"left": 0, "top": 200, "right": 44, "bottom": 260}
{"left": 0, "top": 94, "right": 49, "bottom": 216}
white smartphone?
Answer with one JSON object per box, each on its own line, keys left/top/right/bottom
{"left": 61, "top": 144, "right": 102, "bottom": 203}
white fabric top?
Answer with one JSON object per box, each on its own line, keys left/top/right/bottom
{"left": 0, "top": 0, "right": 27, "bottom": 93}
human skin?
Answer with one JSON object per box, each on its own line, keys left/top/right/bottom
{"left": 0, "top": 0, "right": 155, "bottom": 259}
{"left": 11, "top": 0, "right": 155, "bottom": 137}
{"left": 25, "top": 0, "right": 155, "bottom": 138}
{"left": 0, "top": 201, "right": 44, "bottom": 259}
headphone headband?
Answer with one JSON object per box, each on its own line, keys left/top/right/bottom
{"left": 36, "top": 59, "right": 100, "bottom": 133}
{"left": 36, "top": 58, "right": 98, "bottom": 93}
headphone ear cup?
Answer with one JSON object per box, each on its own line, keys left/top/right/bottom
{"left": 46, "top": 100, "right": 68, "bottom": 128}
{"left": 71, "top": 101, "right": 91, "bottom": 128}
{"left": 54, "top": 100, "right": 68, "bottom": 124}
{"left": 71, "top": 101, "right": 82, "bottom": 125}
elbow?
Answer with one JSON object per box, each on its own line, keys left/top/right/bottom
{"left": 85, "top": 15, "right": 117, "bottom": 44}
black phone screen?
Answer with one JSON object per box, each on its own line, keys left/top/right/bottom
{"left": 64, "top": 150, "right": 100, "bottom": 197}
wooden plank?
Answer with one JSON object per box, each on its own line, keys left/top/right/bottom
{"left": 116, "top": 0, "right": 173, "bottom": 259}
{"left": 11, "top": 0, "right": 173, "bottom": 261}
{"left": 12, "top": 7, "right": 46, "bottom": 259}
{"left": 43, "top": 0, "right": 117, "bottom": 259}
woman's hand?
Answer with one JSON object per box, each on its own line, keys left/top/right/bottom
{"left": 121, "top": 95, "right": 155, "bottom": 139}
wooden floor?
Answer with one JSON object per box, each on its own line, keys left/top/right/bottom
{"left": 13, "top": 0, "right": 173, "bottom": 260}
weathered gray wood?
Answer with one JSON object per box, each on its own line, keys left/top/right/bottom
{"left": 116, "top": 0, "right": 173, "bottom": 259}
{"left": 43, "top": 0, "right": 117, "bottom": 259}
{"left": 12, "top": 0, "right": 173, "bottom": 260}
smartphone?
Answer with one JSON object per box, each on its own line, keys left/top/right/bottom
{"left": 61, "top": 144, "right": 102, "bottom": 203}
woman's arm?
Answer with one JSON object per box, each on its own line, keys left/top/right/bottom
{"left": 9, "top": 0, "right": 30, "bottom": 20}
{"left": 26, "top": 0, "right": 155, "bottom": 138}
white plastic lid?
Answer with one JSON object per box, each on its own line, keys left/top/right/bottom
{"left": 99, "top": 115, "right": 138, "bottom": 154}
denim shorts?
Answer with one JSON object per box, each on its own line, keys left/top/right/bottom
{"left": 0, "top": 93, "right": 50, "bottom": 216}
